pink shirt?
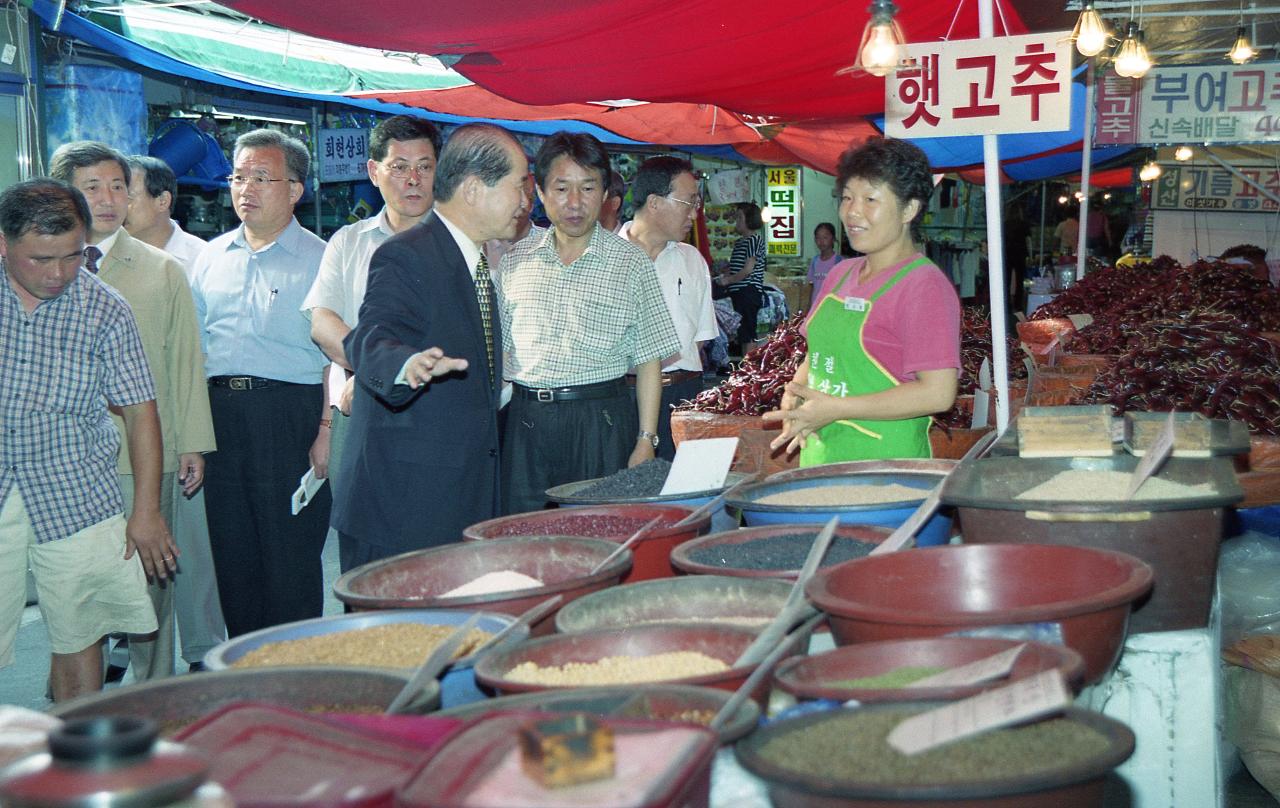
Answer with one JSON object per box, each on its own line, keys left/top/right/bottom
{"left": 802, "top": 254, "right": 961, "bottom": 382}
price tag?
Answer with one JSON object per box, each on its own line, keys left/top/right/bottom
{"left": 886, "top": 669, "right": 1070, "bottom": 756}
{"left": 1126, "top": 410, "right": 1177, "bottom": 499}
{"left": 843, "top": 296, "right": 868, "bottom": 312}
{"left": 906, "top": 643, "right": 1025, "bottom": 689}
{"left": 661, "top": 438, "right": 737, "bottom": 495}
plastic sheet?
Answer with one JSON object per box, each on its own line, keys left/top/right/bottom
{"left": 1219, "top": 531, "right": 1280, "bottom": 647}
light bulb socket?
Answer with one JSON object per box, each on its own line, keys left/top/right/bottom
{"left": 1228, "top": 27, "right": 1256, "bottom": 64}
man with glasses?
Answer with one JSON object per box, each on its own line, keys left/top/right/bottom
{"left": 620, "top": 156, "right": 717, "bottom": 460}
{"left": 301, "top": 116, "right": 441, "bottom": 570}
{"left": 189, "top": 129, "right": 330, "bottom": 637}
{"left": 50, "top": 141, "right": 213, "bottom": 680}
{"left": 497, "top": 132, "right": 679, "bottom": 514}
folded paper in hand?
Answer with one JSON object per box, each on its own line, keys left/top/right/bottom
{"left": 291, "top": 467, "right": 326, "bottom": 515}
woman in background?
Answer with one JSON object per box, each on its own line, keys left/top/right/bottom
{"left": 714, "top": 202, "right": 767, "bottom": 353}
{"left": 764, "top": 138, "right": 960, "bottom": 464}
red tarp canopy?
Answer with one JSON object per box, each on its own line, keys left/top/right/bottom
{"left": 221, "top": 0, "right": 1032, "bottom": 123}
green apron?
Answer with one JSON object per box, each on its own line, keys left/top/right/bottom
{"left": 799, "top": 256, "right": 934, "bottom": 466}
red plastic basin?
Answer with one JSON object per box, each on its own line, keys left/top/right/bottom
{"left": 772, "top": 637, "right": 1086, "bottom": 703}
{"left": 462, "top": 504, "right": 709, "bottom": 583}
{"left": 473, "top": 624, "right": 800, "bottom": 707}
{"left": 333, "top": 536, "right": 630, "bottom": 635}
{"left": 805, "top": 544, "right": 1153, "bottom": 684}
{"left": 670, "top": 523, "right": 893, "bottom": 581}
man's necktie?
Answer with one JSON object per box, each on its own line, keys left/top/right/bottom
{"left": 475, "top": 254, "right": 495, "bottom": 381}
{"left": 83, "top": 246, "right": 102, "bottom": 274}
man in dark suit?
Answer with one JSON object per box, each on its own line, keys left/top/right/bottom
{"left": 333, "top": 124, "right": 531, "bottom": 568}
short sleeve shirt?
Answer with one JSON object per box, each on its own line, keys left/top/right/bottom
{"left": 618, "top": 222, "right": 717, "bottom": 372}
{"left": 727, "top": 232, "right": 767, "bottom": 292}
{"left": 803, "top": 254, "right": 961, "bottom": 381}
{"left": 496, "top": 224, "right": 680, "bottom": 387}
{"left": 301, "top": 208, "right": 396, "bottom": 328}
{"left": 0, "top": 269, "right": 156, "bottom": 543}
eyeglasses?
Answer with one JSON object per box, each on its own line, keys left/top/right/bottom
{"left": 226, "top": 175, "right": 297, "bottom": 187}
{"left": 381, "top": 161, "right": 435, "bottom": 180}
{"left": 664, "top": 194, "right": 703, "bottom": 211}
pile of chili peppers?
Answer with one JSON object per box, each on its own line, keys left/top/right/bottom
{"left": 1075, "top": 311, "right": 1280, "bottom": 435}
{"left": 678, "top": 313, "right": 808, "bottom": 415}
{"left": 1030, "top": 258, "right": 1280, "bottom": 355}
{"left": 958, "top": 307, "right": 1029, "bottom": 393}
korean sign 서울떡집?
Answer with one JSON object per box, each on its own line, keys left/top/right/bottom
{"left": 1151, "top": 163, "right": 1280, "bottom": 214}
{"left": 765, "top": 167, "right": 801, "bottom": 257}
{"left": 318, "top": 128, "right": 370, "bottom": 182}
{"left": 885, "top": 31, "right": 1073, "bottom": 139}
{"left": 1095, "top": 62, "right": 1280, "bottom": 146}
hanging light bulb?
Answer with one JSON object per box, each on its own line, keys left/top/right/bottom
{"left": 1228, "top": 27, "right": 1257, "bottom": 63}
{"left": 1139, "top": 160, "right": 1163, "bottom": 182}
{"left": 1072, "top": 1, "right": 1110, "bottom": 57}
{"left": 1174, "top": 145, "right": 1194, "bottom": 161}
{"left": 856, "top": 0, "right": 905, "bottom": 77}
{"left": 1113, "top": 22, "right": 1153, "bottom": 78}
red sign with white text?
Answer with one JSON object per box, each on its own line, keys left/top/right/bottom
{"left": 886, "top": 32, "right": 1073, "bottom": 139}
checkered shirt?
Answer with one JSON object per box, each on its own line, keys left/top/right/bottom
{"left": 496, "top": 224, "right": 680, "bottom": 387}
{"left": 0, "top": 267, "right": 156, "bottom": 543}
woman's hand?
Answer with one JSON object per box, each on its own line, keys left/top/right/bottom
{"left": 762, "top": 381, "right": 843, "bottom": 456}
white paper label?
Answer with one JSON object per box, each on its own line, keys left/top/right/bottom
{"left": 661, "top": 437, "right": 737, "bottom": 495}
{"left": 971, "top": 388, "right": 990, "bottom": 430}
{"left": 906, "top": 643, "right": 1026, "bottom": 689}
{"left": 1127, "top": 410, "right": 1177, "bottom": 498}
{"left": 887, "top": 669, "right": 1070, "bottom": 756}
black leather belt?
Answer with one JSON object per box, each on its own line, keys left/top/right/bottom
{"left": 208, "top": 375, "right": 295, "bottom": 391}
{"left": 514, "top": 378, "right": 626, "bottom": 403}
{"left": 625, "top": 369, "right": 703, "bottom": 388}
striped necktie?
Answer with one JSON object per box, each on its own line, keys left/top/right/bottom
{"left": 84, "top": 245, "right": 102, "bottom": 274}
{"left": 475, "top": 254, "right": 495, "bottom": 380}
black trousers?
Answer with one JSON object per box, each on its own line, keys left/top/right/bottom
{"left": 630, "top": 375, "right": 705, "bottom": 461}
{"left": 501, "top": 385, "right": 636, "bottom": 515}
{"left": 728, "top": 286, "right": 763, "bottom": 347}
{"left": 204, "top": 382, "right": 331, "bottom": 637}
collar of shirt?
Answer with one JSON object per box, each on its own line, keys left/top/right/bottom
{"left": 535, "top": 222, "right": 607, "bottom": 267}
{"left": 0, "top": 260, "right": 89, "bottom": 314}
{"left": 230, "top": 217, "right": 309, "bottom": 257}
{"left": 434, "top": 210, "right": 483, "bottom": 278}
{"left": 618, "top": 220, "right": 684, "bottom": 264}
{"left": 360, "top": 207, "right": 398, "bottom": 239}
{"left": 92, "top": 228, "right": 121, "bottom": 259}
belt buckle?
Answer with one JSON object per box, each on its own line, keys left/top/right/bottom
{"left": 536, "top": 388, "right": 554, "bottom": 403}
{"left": 229, "top": 377, "right": 250, "bottom": 391}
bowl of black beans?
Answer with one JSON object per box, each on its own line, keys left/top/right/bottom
{"left": 669, "top": 523, "right": 893, "bottom": 581}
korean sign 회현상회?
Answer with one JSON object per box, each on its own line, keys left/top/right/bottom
{"left": 1151, "top": 163, "right": 1280, "bottom": 214}
{"left": 885, "top": 31, "right": 1073, "bottom": 139}
{"left": 765, "top": 167, "right": 801, "bottom": 257}
{"left": 1095, "top": 62, "right": 1280, "bottom": 146}
{"left": 318, "top": 128, "right": 370, "bottom": 182}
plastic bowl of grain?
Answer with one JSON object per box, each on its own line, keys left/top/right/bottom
{"left": 201, "top": 609, "right": 523, "bottom": 707}
{"left": 462, "top": 503, "right": 709, "bottom": 583}
{"left": 554, "top": 575, "right": 794, "bottom": 633}
{"left": 726, "top": 472, "right": 953, "bottom": 547}
{"left": 669, "top": 523, "right": 893, "bottom": 581}
{"left": 806, "top": 544, "right": 1153, "bottom": 685}
{"left": 766, "top": 458, "right": 958, "bottom": 483}
{"left": 772, "top": 637, "right": 1086, "bottom": 703}
{"left": 473, "top": 623, "right": 803, "bottom": 706}
{"left": 334, "top": 536, "right": 631, "bottom": 636}
{"left": 734, "top": 702, "right": 1135, "bottom": 807}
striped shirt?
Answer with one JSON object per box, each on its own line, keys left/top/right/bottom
{"left": 0, "top": 267, "right": 156, "bottom": 543}
{"left": 496, "top": 223, "right": 680, "bottom": 387}
{"left": 727, "top": 232, "right": 767, "bottom": 292}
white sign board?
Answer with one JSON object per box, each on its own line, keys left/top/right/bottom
{"left": 1095, "top": 62, "right": 1280, "bottom": 146}
{"left": 319, "top": 128, "right": 370, "bottom": 183}
{"left": 886, "top": 31, "right": 1073, "bottom": 139}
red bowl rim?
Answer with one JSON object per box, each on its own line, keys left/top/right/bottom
{"left": 805, "top": 544, "right": 1154, "bottom": 626}
{"left": 462, "top": 503, "right": 707, "bottom": 542}
{"left": 771, "top": 637, "right": 1086, "bottom": 701}
{"left": 333, "top": 535, "right": 631, "bottom": 608}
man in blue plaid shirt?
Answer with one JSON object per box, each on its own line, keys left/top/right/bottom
{"left": 0, "top": 179, "right": 173, "bottom": 701}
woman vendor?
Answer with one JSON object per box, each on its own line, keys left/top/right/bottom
{"left": 763, "top": 138, "right": 960, "bottom": 463}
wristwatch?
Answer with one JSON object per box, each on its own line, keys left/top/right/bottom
{"left": 637, "top": 430, "right": 660, "bottom": 448}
